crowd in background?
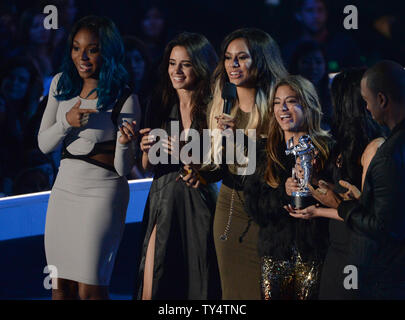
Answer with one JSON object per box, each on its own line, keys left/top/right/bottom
{"left": 0, "top": 0, "right": 403, "bottom": 197}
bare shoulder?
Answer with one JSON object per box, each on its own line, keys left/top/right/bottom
{"left": 361, "top": 137, "right": 385, "bottom": 166}
{"left": 365, "top": 137, "right": 385, "bottom": 154}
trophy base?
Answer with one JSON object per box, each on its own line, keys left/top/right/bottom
{"left": 291, "top": 193, "right": 316, "bottom": 210}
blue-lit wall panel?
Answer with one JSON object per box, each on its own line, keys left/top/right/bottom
{"left": 0, "top": 179, "right": 152, "bottom": 241}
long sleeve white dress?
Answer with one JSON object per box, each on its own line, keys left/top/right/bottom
{"left": 38, "top": 73, "right": 140, "bottom": 285}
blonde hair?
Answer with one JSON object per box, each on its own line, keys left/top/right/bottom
{"left": 206, "top": 28, "right": 288, "bottom": 167}
{"left": 208, "top": 81, "right": 272, "bottom": 136}
{"left": 265, "top": 75, "right": 331, "bottom": 188}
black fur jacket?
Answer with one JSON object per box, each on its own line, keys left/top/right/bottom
{"left": 244, "top": 141, "right": 330, "bottom": 263}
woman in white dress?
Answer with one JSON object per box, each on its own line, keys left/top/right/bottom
{"left": 38, "top": 16, "right": 141, "bottom": 300}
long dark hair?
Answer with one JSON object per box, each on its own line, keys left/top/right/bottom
{"left": 55, "top": 15, "right": 128, "bottom": 110}
{"left": 147, "top": 32, "right": 218, "bottom": 131}
{"left": 329, "top": 68, "right": 382, "bottom": 187}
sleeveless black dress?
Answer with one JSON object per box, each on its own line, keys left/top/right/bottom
{"left": 318, "top": 164, "right": 362, "bottom": 299}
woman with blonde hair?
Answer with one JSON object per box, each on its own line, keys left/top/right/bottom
{"left": 200, "top": 28, "right": 287, "bottom": 299}
{"left": 244, "top": 75, "right": 332, "bottom": 299}
{"left": 286, "top": 68, "right": 384, "bottom": 299}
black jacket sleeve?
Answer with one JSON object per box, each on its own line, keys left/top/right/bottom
{"left": 338, "top": 150, "right": 405, "bottom": 242}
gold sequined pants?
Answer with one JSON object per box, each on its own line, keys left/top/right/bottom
{"left": 261, "top": 249, "right": 322, "bottom": 300}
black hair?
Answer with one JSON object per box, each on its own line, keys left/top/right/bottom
{"left": 364, "top": 60, "right": 405, "bottom": 104}
{"left": 329, "top": 67, "right": 383, "bottom": 186}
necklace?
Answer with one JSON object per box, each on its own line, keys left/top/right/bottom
{"left": 220, "top": 188, "right": 235, "bottom": 241}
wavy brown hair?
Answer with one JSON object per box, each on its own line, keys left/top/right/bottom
{"left": 265, "top": 75, "right": 331, "bottom": 188}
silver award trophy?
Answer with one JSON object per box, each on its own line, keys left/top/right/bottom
{"left": 285, "top": 135, "right": 317, "bottom": 209}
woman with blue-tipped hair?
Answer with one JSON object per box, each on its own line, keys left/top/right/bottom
{"left": 38, "top": 16, "right": 141, "bottom": 300}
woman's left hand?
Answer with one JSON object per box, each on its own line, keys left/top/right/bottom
{"left": 284, "top": 204, "right": 318, "bottom": 220}
{"left": 118, "top": 120, "right": 137, "bottom": 144}
{"left": 338, "top": 180, "right": 362, "bottom": 200}
{"left": 285, "top": 203, "right": 343, "bottom": 221}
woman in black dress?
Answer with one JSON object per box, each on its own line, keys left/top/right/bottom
{"left": 134, "top": 32, "right": 220, "bottom": 300}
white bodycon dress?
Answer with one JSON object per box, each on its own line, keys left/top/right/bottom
{"left": 38, "top": 73, "right": 140, "bottom": 285}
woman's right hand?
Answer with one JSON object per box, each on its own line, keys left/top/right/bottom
{"left": 65, "top": 99, "right": 98, "bottom": 127}
{"left": 176, "top": 165, "right": 201, "bottom": 189}
{"left": 338, "top": 180, "right": 361, "bottom": 200}
{"left": 139, "top": 128, "right": 155, "bottom": 154}
{"left": 215, "top": 113, "right": 236, "bottom": 131}
{"left": 285, "top": 177, "right": 300, "bottom": 196}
